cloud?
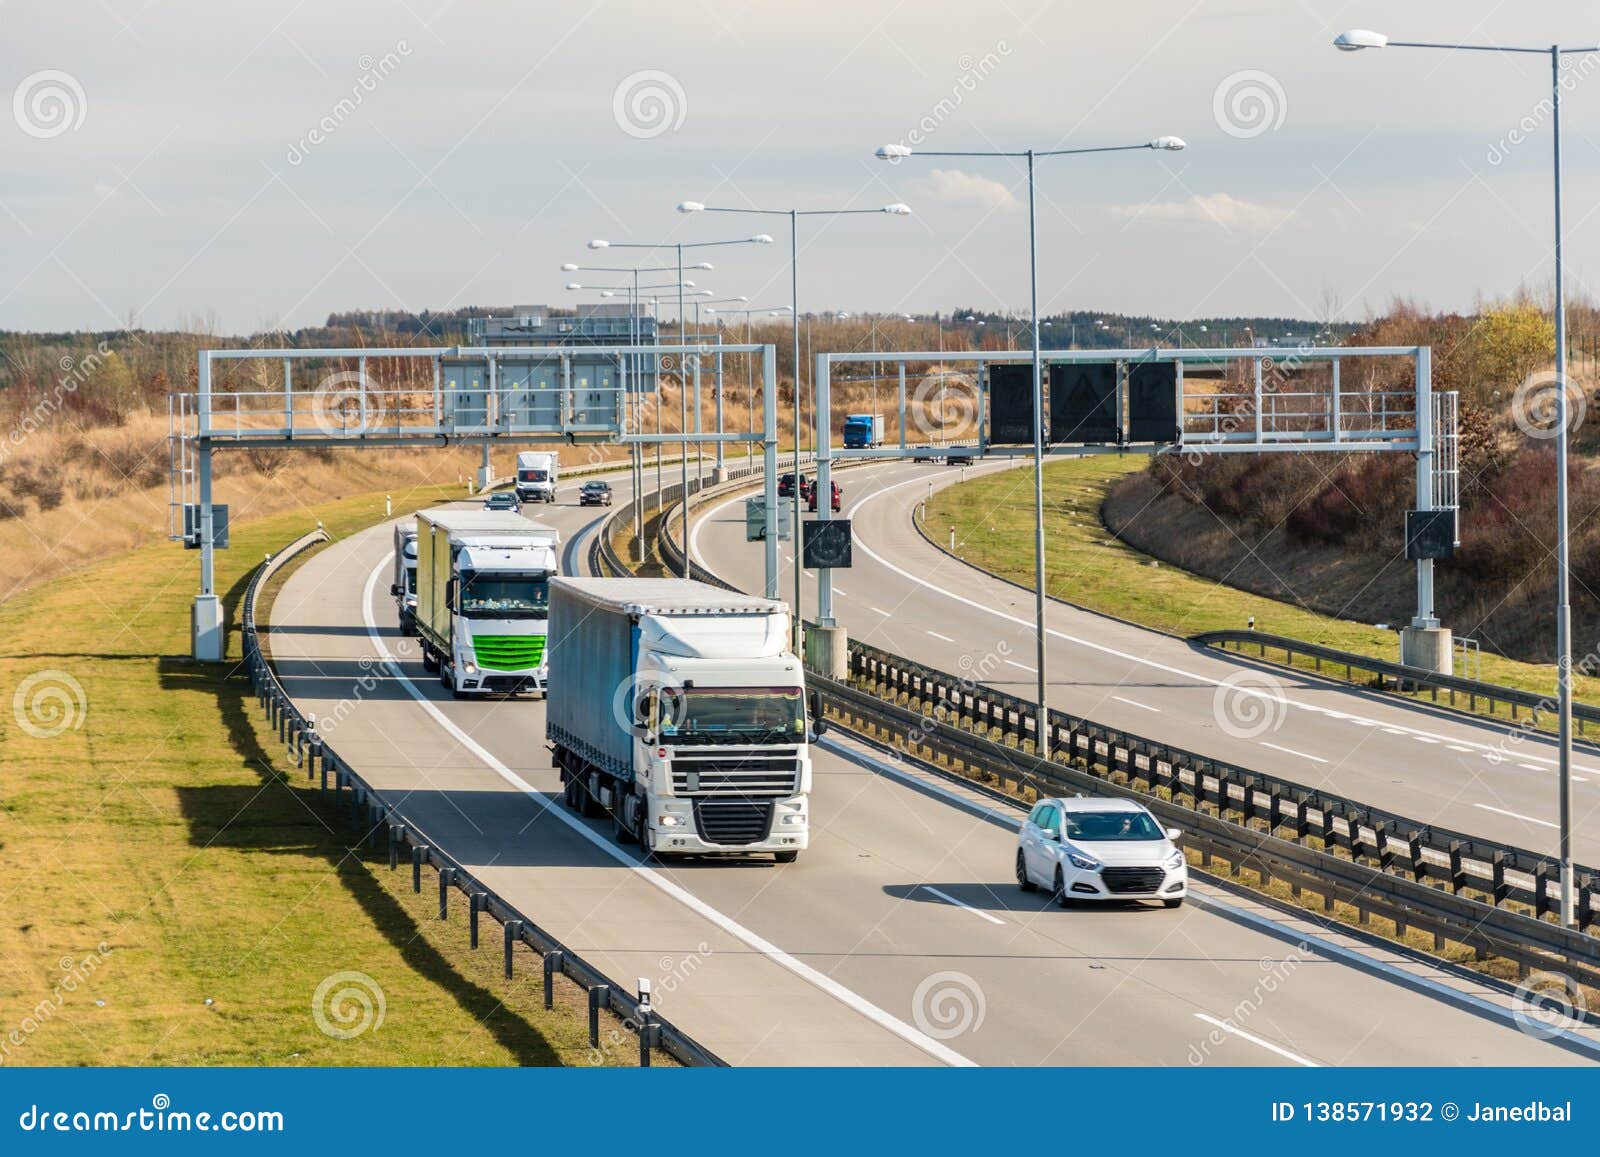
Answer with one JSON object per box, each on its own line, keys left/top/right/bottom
{"left": 923, "top": 168, "right": 1019, "bottom": 212}
{"left": 1111, "top": 192, "right": 1289, "bottom": 231}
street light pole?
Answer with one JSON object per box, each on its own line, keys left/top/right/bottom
{"left": 1334, "top": 27, "right": 1593, "bottom": 927}
{"left": 677, "top": 198, "right": 912, "bottom": 653}
{"left": 875, "top": 135, "right": 1185, "bottom": 760}
{"left": 588, "top": 233, "right": 773, "bottom": 578}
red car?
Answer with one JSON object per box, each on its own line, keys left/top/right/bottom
{"left": 808, "top": 481, "right": 842, "bottom": 512}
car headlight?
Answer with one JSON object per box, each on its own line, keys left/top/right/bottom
{"left": 1067, "top": 851, "right": 1100, "bottom": 871}
{"left": 1166, "top": 849, "right": 1186, "bottom": 870}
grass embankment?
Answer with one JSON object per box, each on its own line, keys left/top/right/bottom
{"left": 924, "top": 456, "right": 1589, "bottom": 710}
{"left": 0, "top": 481, "right": 628, "bottom": 1066}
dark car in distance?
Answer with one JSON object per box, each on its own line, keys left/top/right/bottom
{"left": 482, "top": 491, "right": 521, "bottom": 512}
{"left": 578, "top": 480, "right": 613, "bottom": 506}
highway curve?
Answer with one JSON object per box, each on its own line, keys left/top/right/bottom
{"left": 690, "top": 458, "right": 1600, "bottom": 866}
{"left": 263, "top": 465, "right": 1591, "bottom": 1066}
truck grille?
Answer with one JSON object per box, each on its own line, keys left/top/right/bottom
{"left": 1100, "top": 866, "right": 1166, "bottom": 895}
{"left": 670, "top": 750, "right": 800, "bottom": 796}
{"left": 693, "top": 800, "right": 775, "bottom": 846}
{"left": 472, "top": 634, "right": 546, "bottom": 671}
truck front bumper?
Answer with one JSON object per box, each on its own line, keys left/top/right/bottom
{"left": 645, "top": 795, "right": 808, "bottom": 855}
{"left": 454, "top": 666, "right": 547, "bottom": 695}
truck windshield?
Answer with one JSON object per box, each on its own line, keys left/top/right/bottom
{"left": 658, "top": 686, "right": 805, "bottom": 744}
{"left": 404, "top": 568, "right": 416, "bottom": 594}
{"left": 519, "top": 469, "right": 548, "bottom": 482}
{"left": 459, "top": 571, "right": 548, "bottom": 619}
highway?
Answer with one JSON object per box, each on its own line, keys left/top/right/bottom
{"left": 262, "top": 463, "right": 1592, "bottom": 1066}
{"left": 689, "top": 458, "right": 1600, "bottom": 867}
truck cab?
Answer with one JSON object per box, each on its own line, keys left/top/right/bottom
{"left": 841, "top": 412, "right": 884, "bottom": 449}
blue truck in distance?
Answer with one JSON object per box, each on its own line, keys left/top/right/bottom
{"left": 841, "top": 413, "right": 884, "bottom": 448}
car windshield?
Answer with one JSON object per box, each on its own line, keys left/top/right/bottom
{"left": 584, "top": 483, "right": 606, "bottom": 491}
{"left": 657, "top": 686, "right": 805, "bottom": 744}
{"left": 1061, "top": 810, "right": 1164, "bottom": 842}
{"left": 459, "top": 571, "right": 548, "bottom": 619}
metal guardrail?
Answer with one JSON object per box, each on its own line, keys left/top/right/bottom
{"left": 240, "top": 527, "right": 723, "bottom": 1067}
{"left": 815, "top": 670, "right": 1600, "bottom": 993}
{"left": 1196, "top": 628, "right": 1600, "bottom": 740}
{"left": 596, "top": 465, "right": 1600, "bottom": 991}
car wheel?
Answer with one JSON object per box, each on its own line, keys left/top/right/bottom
{"left": 1163, "top": 898, "right": 1184, "bottom": 909}
{"left": 1054, "top": 865, "right": 1072, "bottom": 908}
{"left": 1016, "top": 849, "right": 1036, "bottom": 892}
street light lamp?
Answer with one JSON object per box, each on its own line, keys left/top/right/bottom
{"left": 875, "top": 134, "right": 1185, "bottom": 761}
{"left": 1335, "top": 27, "right": 1598, "bottom": 929}
{"left": 676, "top": 197, "right": 913, "bottom": 645}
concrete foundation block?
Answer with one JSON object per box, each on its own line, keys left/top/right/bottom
{"left": 1400, "top": 625, "right": 1453, "bottom": 675}
{"left": 804, "top": 624, "right": 849, "bottom": 680}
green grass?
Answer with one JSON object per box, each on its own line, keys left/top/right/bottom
{"left": 925, "top": 456, "right": 1590, "bottom": 711}
{"left": 0, "top": 483, "right": 631, "bottom": 1066}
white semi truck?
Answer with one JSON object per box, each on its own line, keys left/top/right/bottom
{"left": 390, "top": 518, "right": 419, "bottom": 635}
{"left": 546, "top": 577, "right": 820, "bottom": 861}
{"left": 414, "top": 508, "right": 560, "bottom": 697}
{"left": 514, "top": 451, "right": 558, "bottom": 503}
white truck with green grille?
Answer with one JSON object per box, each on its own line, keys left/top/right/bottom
{"left": 413, "top": 507, "right": 560, "bottom": 698}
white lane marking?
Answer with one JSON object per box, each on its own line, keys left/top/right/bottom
{"left": 1112, "top": 695, "right": 1159, "bottom": 713}
{"left": 1518, "top": 763, "right": 1545, "bottom": 771}
{"left": 1447, "top": 745, "right": 1473, "bottom": 753}
{"left": 1192, "top": 1013, "right": 1319, "bottom": 1067}
{"left": 920, "top": 885, "right": 1006, "bottom": 925}
{"left": 869, "top": 606, "right": 891, "bottom": 616}
{"left": 358, "top": 557, "right": 973, "bottom": 1068}
{"left": 926, "top": 630, "right": 955, "bottom": 643}
{"left": 1005, "top": 659, "right": 1037, "bottom": 673}
{"left": 841, "top": 475, "right": 1580, "bottom": 771}
{"left": 1260, "top": 741, "right": 1328, "bottom": 764}
{"left": 1412, "top": 736, "right": 1439, "bottom": 744}
{"left": 1474, "top": 804, "right": 1558, "bottom": 829}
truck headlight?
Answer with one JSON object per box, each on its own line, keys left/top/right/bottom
{"left": 405, "top": 596, "right": 417, "bottom": 608}
{"left": 781, "top": 813, "right": 806, "bottom": 825}
{"left": 658, "top": 815, "right": 682, "bottom": 827}
{"left": 1166, "top": 849, "right": 1186, "bottom": 870}
{"left": 463, "top": 661, "right": 478, "bottom": 675}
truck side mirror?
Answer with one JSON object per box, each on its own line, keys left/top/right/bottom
{"left": 390, "top": 584, "right": 401, "bottom": 597}
{"left": 808, "top": 690, "right": 828, "bottom": 736}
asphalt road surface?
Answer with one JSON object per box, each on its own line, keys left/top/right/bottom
{"left": 263, "top": 463, "right": 1592, "bottom": 1065}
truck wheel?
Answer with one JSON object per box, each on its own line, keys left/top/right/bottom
{"left": 579, "top": 777, "right": 604, "bottom": 819}
{"left": 561, "top": 775, "right": 579, "bottom": 810}
{"left": 421, "top": 646, "right": 438, "bottom": 673}
{"left": 774, "top": 850, "right": 799, "bottom": 864}
{"left": 614, "top": 795, "right": 638, "bottom": 845}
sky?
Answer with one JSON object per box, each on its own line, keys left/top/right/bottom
{"left": 6, "top": 0, "right": 1600, "bottom": 334}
